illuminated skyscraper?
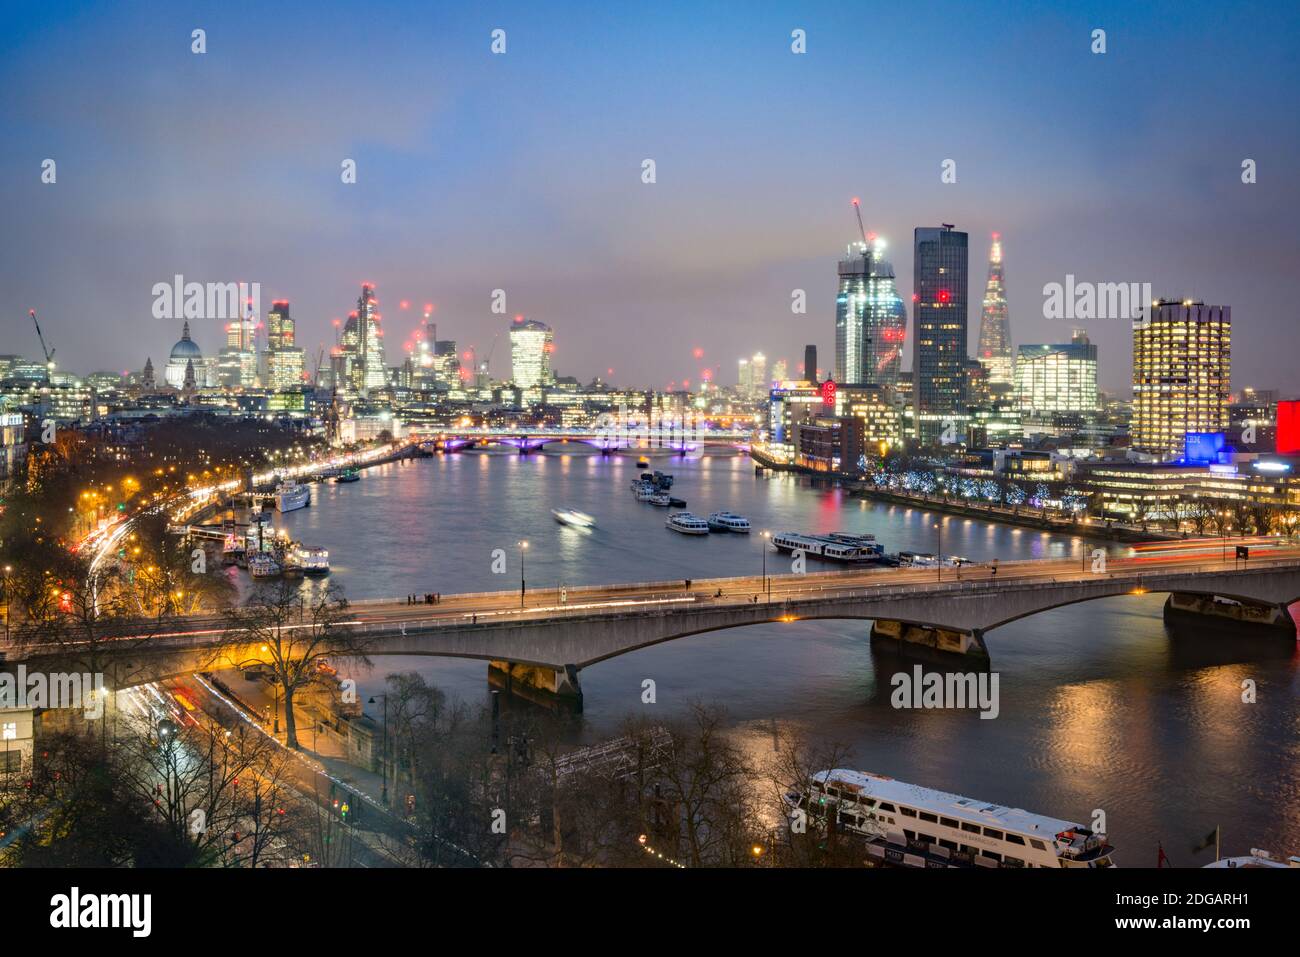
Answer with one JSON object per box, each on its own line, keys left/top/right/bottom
{"left": 267, "top": 300, "right": 294, "bottom": 351}
{"left": 356, "top": 283, "right": 387, "bottom": 394}
{"left": 1132, "top": 299, "right": 1230, "bottom": 459}
{"left": 835, "top": 237, "right": 906, "bottom": 387}
{"left": 510, "top": 317, "right": 554, "bottom": 391}
{"left": 750, "top": 352, "right": 767, "bottom": 397}
{"left": 976, "top": 233, "right": 1013, "bottom": 392}
{"left": 912, "top": 225, "right": 969, "bottom": 444}
{"left": 1014, "top": 330, "right": 1097, "bottom": 435}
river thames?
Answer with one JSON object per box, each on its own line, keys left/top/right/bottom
{"left": 267, "top": 448, "right": 1300, "bottom": 866}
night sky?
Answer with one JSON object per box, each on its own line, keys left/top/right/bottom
{"left": 3, "top": 0, "right": 1297, "bottom": 394}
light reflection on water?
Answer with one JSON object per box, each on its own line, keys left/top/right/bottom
{"left": 265, "top": 450, "right": 1299, "bottom": 866}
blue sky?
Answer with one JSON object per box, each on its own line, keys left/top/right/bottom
{"left": 2, "top": 0, "right": 1297, "bottom": 392}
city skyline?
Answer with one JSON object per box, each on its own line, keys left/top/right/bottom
{"left": 3, "top": 2, "right": 1298, "bottom": 393}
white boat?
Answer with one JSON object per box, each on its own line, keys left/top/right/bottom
{"left": 771, "top": 531, "right": 884, "bottom": 563}
{"left": 648, "top": 492, "right": 672, "bottom": 507}
{"left": 552, "top": 508, "right": 595, "bottom": 529}
{"left": 785, "top": 769, "right": 1117, "bottom": 869}
{"left": 1203, "top": 848, "right": 1300, "bottom": 869}
{"left": 248, "top": 553, "right": 283, "bottom": 579}
{"left": 287, "top": 544, "right": 330, "bottom": 575}
{"left": 707, "top": 511, "right": 751, "bottom": 533}
{"left": 666, "top": 512, "right": 710, "bottom": 535}
{"left": 274, "top": 483, "right": 311, "bottom": 512}
{"left": 633, "top": 481, "right": 659, "bottom": 502}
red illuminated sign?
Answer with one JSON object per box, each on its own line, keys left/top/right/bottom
{"left": 821, "top": 380, "right": 836, "bottom": 406}
{"left": 1278, "top": 400, "right": 1300, "bottom": 454}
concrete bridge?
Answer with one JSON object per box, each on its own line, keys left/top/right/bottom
{"left": 8, "top": 555, "right": 1297, "bottom": 711}
{"left": 404, "top": 426, "right": 750, "bottom": 454}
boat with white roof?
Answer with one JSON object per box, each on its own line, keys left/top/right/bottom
{"left": 785, "top": 769, "right": 1116, "bottom": 868}
{"left": 707, "top": 511, "right": 751, "bottom": 533}
{"left": 771, "top": 531, "right": 883, "bottom": 563}
{"left": 666, "top": 512, "right": 710, "bottom": 535}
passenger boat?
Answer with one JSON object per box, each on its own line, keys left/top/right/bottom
{"left": 287, "top": 544, "right": 330, "bottom": 575}
{"left": 785, "top": 769, "right": 1117, "bottom": 869}
{"left": 648, "top": 492, "right": 672, "bottom": 507}
{"left": 248, "top": 553, "right": 283, "bottom": 579}
{"left": 334, "top": 468, "right": 360, "bottom": 484}
{"left": 633, "top": 481, "right": 659, "bottom": 502}
{"left": 771, "top": 531, "right": 884, "bottom": 563}
{"left": 666, "top": 512, "right": 710, "bottom": 535}
{"left": 1203, "top": 848, "right": 1300, "bottom": 869}
{"left": 552, "top": 507, "right": 596, "bottom": 529}
{"left": 221, "top": 533, "right": 244, "bottom": 566}
{"left": 274, "top": 482, "right": 311, "bottom": 512}
{"left": 707, "top": 512, "right": 751, "bottom": 533}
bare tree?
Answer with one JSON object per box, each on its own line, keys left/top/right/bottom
{"left": 218, "top": 581, "right": 368, "bottom": 749}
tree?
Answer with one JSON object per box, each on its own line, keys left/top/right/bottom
{"left": 218, "top": 581, "right": 368, "bottom": 749}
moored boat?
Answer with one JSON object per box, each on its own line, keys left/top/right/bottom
{"left": 274, "top": 483, "right": 311, "bottom": 512}
{"left": 772, "top": 531, "right": 884, "bottom": 563}
{"left": 334, "top": 468, "right": 360, "bottom": 484}
{"left": 785, "top": 769, "right": 1117, "bottom": 869}
{"left": 287, "top": 544, "right": 330, "bottom": 575}
{"left": 666, "top": 511, "right": 710, "bottom": 535}
{"left": 707, "top": 511, "right": 750, "bottom": 533}
{"left": 248, "top": 553, "right": 283, "bottom": 578}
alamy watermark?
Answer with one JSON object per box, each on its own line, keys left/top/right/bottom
{"left": 0, "top": 666, "right": 107, "bottom": 719}
{"left": 890, "top": 665, "right": 1000, "bottom": 720}
{"left": 151, "top": 275, "right": 260, "bottom": 322}
{"left": 1042, "top": 275, "right": 1150, "bottom": 321}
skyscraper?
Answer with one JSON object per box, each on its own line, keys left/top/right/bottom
{"left": 750, "top": 352, "right": 767, "bottom": 397}
{"left": 976, "top": 233, "right": 1013, "bottom": 393}
{"left": 804, "top": 344, "right": 818, "bottom": 385}
{"left": 267, "top": 300, "right": 294, "bottom": 351}
{"left": 510, "top": 317, "right": 554, "bottom": 392}
{"left": 1014, "top": 330, "right": 1098, "bottom": 436}
{"left": 356, "top": 283, "right": 387, "bottom": 394}
{"left": 1132, "top": 299, "right": 1231, "bottom": 459}
{"left": 912, "top": 225, "right": 969, "bottom": 444}
{"left": 835, "top": 238, "right": 907, "bottom": 387}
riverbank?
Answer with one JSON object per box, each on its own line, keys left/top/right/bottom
{"left": 749, "top": 450, "right": 1176, "bottom": 544}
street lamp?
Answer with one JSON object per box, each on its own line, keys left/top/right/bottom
{"left": 760, "top": 531, "right": 771, "bottom": 597}
{"left": 518, "top": 540, "right": 529, "bottom": 607}
{"left": 2, "top": 564, "right": 11, "bottom": 641}
{"left": 369, "top": 694, "right": 388, "bottom": 805}
{"left": 935, "top": 522, "right": 942, "bottom": 582}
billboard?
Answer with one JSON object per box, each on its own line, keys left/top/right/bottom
{"left": 1278, "top": 400, "right": 1300, "bottom": 455}
{"left": 1184, "top": 431, "right": 1226, "bottom": 465}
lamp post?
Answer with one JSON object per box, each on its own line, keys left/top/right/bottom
{"left": 369, "top": 694, "right": 388, "bottom": 805}
{"left": 518, "top": 540, "right": 528, "bottom": 608}
{"left": 935, "top": 522, "right": 942, "bottom": 582}
{"left": 3, "top": 564, "right": 11, "bottom": 641}
{"left": 760, "top": 530, "right": 771, "bottom": 597}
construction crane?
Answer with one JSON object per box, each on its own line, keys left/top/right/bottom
{"left": 27, "top": 308, "right": 55, "bottom": 382}
{"left": 312, "top": 345, "right": 325, "bottom": 385}
{"left": 480, "top": 332, "right": 501, "bottom": 381}
{"left": 851, "top": 197, "right": 869, "bottom": 245}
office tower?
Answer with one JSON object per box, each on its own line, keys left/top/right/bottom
{"left": 772, "top": 359, "right": 788, "bottom": 383}
{"left": 510, "top": 317, "right": 554, "bottom": 391}
{"left": 267, "top": 300, "right": 294, "bottom": 351}
{"left": 976, "top": 233, "right": 1013, "bottom": 393}
{"left": 912, "top": 225, "right": 969, "bottom": 443}
{"left": 1014, "top": 330, "right": 1098, "bottom": 434}
{"left": 750, "top": 352, "right": 767, "bottom": 397}
{"left": 737, "top": 357, "right": 751, "bottom": 397}
{"left": 835, "top": 237, "right": 907, "bottom": 388}
{"left": 804, "top": 344, "right": 818, "bottom": 384}
{"left": 1132, "top": 299, "right": 1230, "bottom": 459}
{"left": 354, "top": 283, "right": 387, "bottom": 394}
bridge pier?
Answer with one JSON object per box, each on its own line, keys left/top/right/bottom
{"left": 870, "top": 619, "right": 990, "bottom": 660}
{"left": 1162, "top": 593, "right": 1297, "bottom": 640}
{"left": 488, "top": 661, "right": 583, "bottom": 712}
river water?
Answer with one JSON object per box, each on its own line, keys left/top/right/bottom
{"left": 266, "top": 449, "right": 1300, "bottom": 866}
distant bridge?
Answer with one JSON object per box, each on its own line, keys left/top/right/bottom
{"left": 405, "top": 426, "right": 751, "bottom": 454}
{"left": 7, "top": 554, "right": 1297, "bottom": 711}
